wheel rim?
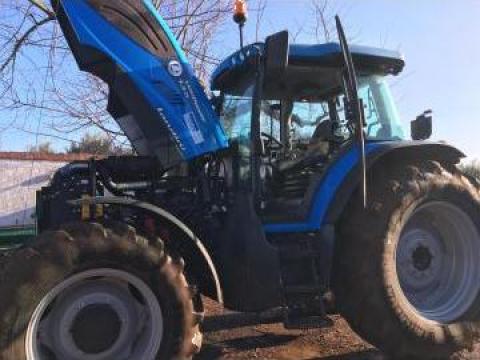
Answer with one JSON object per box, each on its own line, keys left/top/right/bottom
{"left": 26, "top": 269, "right": 163, "bottom": 360}
{"left": 396, "top": 201, "right": 480, "bottom": 324}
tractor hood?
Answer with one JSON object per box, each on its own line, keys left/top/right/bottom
{"left": 53, "top": 0, "right": 228, "bottom": 167}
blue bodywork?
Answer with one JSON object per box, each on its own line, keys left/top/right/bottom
{"left": 264, "top": 143, "right": 385, "bottom": 233}
{"left": 212, "top": 43, "right": 405, "bottom": 91}
{"left": 55, "top": 0, "right": 228, "bottom": 167}
{"left": 289, "top": 43, "right": 404, "bottom": 67}
{"left": 263, "top": 141, "right": 465, "bottom": 233}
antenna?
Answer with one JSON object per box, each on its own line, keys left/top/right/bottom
{"left": 233, "top": 0, "right": 248, "bottom": 48}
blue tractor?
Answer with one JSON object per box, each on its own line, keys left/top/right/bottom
{"left": 1, "top": 1, "right": 479, "bottom": 359}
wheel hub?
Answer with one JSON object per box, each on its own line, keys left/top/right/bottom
{"left": 412, "top": 245, "right": 433, "bottom": 272}
{"left": 396, "top": 201, "right": 480, "bottom": 324}
{"left": 71, "top": 304, "right": 122, "bottom": 354}
{"left": 397, "top": 227, "right": 443, "bottom": 290}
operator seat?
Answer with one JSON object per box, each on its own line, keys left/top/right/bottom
{"left": 275, "top": 117, "right": 332, "bottom": 174}
{"left": 311, "top": 119, "right": 334, "bottom": 142}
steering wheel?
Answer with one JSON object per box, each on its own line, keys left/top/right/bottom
{"left": 261, "top": 132, "right": 284, "bottom": 150}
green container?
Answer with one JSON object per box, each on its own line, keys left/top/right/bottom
{"left": 0, "top": 226, "right": 36, "bottom": 250}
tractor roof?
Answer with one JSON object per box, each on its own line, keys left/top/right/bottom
{"left": 211, "top": 42, "right": 405, "bottom": 92}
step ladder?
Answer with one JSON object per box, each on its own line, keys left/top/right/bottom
{"left": 275, "top": 235, "right": 333, "bottom": 330}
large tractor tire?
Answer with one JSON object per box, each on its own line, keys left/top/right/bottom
{"left": 334, "top": 161, "right": 480, "bottom": 359}
{"left": 0, "top": 222, "right": 203, "bottom": 360}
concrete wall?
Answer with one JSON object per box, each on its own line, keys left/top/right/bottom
{"left": 0, "top": 153, "right": 94, "bottom": 233}
{"left": 0, "top": 159, "right": 67, "bottom": 228}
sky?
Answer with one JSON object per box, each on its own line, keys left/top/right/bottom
{"left": 2, "top": 0, "right": 480, "bottom": 160}
{"left": 229, "top": 0, "right": 480, "bottom": 160}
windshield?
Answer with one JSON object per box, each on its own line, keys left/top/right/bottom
{"left": 357, "top": 75, "right": 405, "bottom": 140}
{"left": 317, "top": 75, "right": 405, "bottom": 142}
{"left": 220, "top": 74, "right": 405, "bottom": 146}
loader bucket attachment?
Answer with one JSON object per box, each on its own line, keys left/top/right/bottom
{"left": 52, "top": 0, "right": 228, "bottom": 167}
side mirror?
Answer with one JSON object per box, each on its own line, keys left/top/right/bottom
{"left": 264, "top": 31, "right": 289, "bottom": 80}
{"left": 411, "top": 110, "right": 433, "bottom": 141}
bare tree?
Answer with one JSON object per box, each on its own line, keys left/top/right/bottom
{"left": 67, "top": 133, "right": 132, "bottom": 156}
{"left": 0, "top": 0, "right": 230, "bottom": 145}
{"left": 0, "top": 0, "right": 343, "bottom": 150}
{"left": 250, "top": 0, "right": 337, "bottom": 44}
{"left": 255, "top": 0, "right": 268, "bottom": 42}
{"left": 311, "top": 0, "right": 332, "bottom": 42}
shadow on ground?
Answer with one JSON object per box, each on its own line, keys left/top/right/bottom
{"left": 198, "top": 328, "right": 383, "bottom": 359}
{"left": 198, "top": 300, "right": 383, "bottom": 360}
{"left": 197, "top": 334, "right": 300, "bottom": 359}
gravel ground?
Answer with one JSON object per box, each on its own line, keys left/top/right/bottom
{"left": 198, "top": 299, "right": 479, "bottom": 360}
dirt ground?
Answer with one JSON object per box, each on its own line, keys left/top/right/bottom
{"left": 198, "top": 299, "right": 479, "bottom": 360}
{"left": 0, "top": 252, "right": 478, "bottom": 359}
{"left": 198, "top": 298, "right": 380, "bottom": 360}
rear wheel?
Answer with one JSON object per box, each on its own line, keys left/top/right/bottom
{"left": 0, "top": 222, "right": 203, "bottom": 360}
{"left": 334, "top": 161, "right": 480, "bottom": 359}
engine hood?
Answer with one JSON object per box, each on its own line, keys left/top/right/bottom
{"left": 53, "top": 0, "right": 228, "bottom": 167}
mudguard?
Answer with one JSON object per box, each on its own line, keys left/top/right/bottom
{"left": 69, "top": 196, "right": 224, "bottom": 303}
{"left": 52, "top": 0, "right": 228, "bottom": 167}
{"left": 323, "top": 141, "right": 466, "bottom": 225}
{"left": 264, "top": 141, "right": 465, "bottom": 233}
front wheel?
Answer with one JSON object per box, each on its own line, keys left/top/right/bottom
{"left": 334, "top": 161, "right": 480, "bottom": 359}
{"left": 0, "top": 222, "right": 202, "bottom": 360}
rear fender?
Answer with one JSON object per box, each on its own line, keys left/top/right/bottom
{"left": 69, "top": 196, "right": 223, "bottom": 303}
{"left": 324, "top": 141, "right": 466, "bottom": 224}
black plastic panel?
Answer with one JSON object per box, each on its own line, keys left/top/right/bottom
{"left": 87, "top": 0, "right": 177, "bottom": 59}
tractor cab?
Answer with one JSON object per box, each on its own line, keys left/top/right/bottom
{"left": 212, "top": 38, "right": 406, "bottom": 221}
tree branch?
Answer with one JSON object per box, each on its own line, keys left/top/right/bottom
{"left": 27, "top": 0, "right": 54, "bottom": 17}
{"left": 0, "top": 16, "right": 54, "bottom": 73}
